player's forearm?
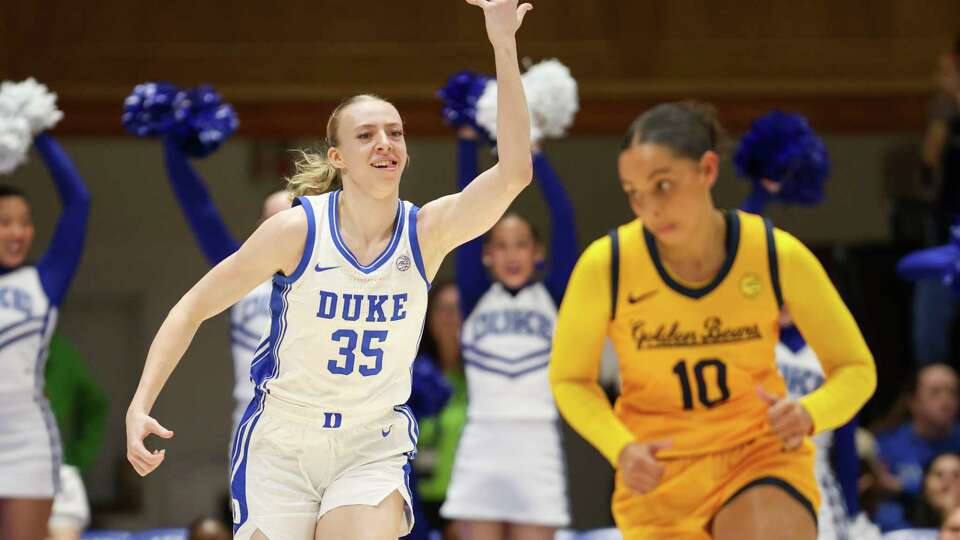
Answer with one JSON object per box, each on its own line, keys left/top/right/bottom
{"left": 552, "top": 380, "right": 635, "bottom": 466}
{"left": 800, "top": 360, "right": 876, "bottom": 434}
{"left": 490, "top": 38, "right": 533, "bottom": 187}
{"left": 128, "top": 301, "right": 203, "bottom": 416}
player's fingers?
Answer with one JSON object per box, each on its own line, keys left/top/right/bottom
{"left": 756, "top": 386, "right": 781, "bottom": 406}
{"left": 782, "top": 435, "right": 804, "bottom": 451}
{"left": 648, "top": 439, "right": 672, "bottom": 454}
{"left": 517, "top": 3, "right": 533, "bottom": 24}
{"left": 147, "top": 418, "right": 174, "bottom": 439}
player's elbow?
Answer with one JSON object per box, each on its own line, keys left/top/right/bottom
{"left": 502, "top": 157, "right": 533, "bottom": 191}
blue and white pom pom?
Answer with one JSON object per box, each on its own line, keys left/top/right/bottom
{"left": 734, "top": 110, "right": 830, "bottom": 214}
{"left": 475, "top": 58, "right": 579, "bottom": 146}
{"left": 897, "top": 220, "right": 960, "bottom": 298}
{"left": 122, "top": 82, "right": 184, "bottom": 137}
{"left": 438, "top": 70, "right": 492, "bottom": 140}
{"left": 173, "top": 85, "right": 239, "bottom": 158}
{"left": 0, "top": 78, "right": 64, "bottom": 175}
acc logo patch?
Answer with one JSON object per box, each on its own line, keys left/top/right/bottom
{"left": 740, "top": 273, "right": 762, "bottom": 298}
{"left": 396, "top": 255, "right": 411, "bottom": 272}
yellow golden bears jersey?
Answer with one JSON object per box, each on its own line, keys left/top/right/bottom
{"left": 608, "top": 211, "right": 783, "bottom": 457}
{"left": 550, "top": 210, "right": 876, "bottom": 465}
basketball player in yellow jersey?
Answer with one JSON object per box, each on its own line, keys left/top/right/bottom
{"left": 549, "top": 102, "right": 876, "bottom": 540}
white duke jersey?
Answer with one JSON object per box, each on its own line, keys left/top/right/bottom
{"left": 461, "top": 282, "right": 559, "bottom": 421}
{"left": 251, "top": 190, "right": 429, "bottom": 416}
{"left": 229, "top": 281, "right": 272, "bottom": 405}
{"left": 0, "top": 267, "right": 57, "bottom": 397}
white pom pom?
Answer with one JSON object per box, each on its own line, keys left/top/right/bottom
{"left": 0, "top": 116, "right": 32, "bottom": 175}
{"left": 523, "top": 59, "right": 578, "bottom": 140}
{"left": 0, "top": 78, "right": 64, "bottom": 135}
{"left": 474, "top": 60, "right": 577, "bottom": 146}
{"left": 474, "top": 79, "right": 543, "bottom": 145}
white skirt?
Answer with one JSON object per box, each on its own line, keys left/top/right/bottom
{"left": 0, "top": 394, "right": 61, "bottom": 498}
{"left": 441, "top": 419, "right": 570, "bottom": 527}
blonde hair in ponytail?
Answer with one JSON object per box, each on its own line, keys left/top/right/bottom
{"left": 285, "top": 94, "right": 390, "bottom": 198}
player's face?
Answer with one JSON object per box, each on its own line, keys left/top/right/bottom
{"left": 924, "top": 453, "right": 960, "bottom": 512}
{"left": 618, "top": 143, "right": 718, "bottom": 246}
{"left": 331, "top": 100, "right": 407, "bottom": 197}
{"left": 912, "top": 365, "right": 960, "bottom": 431}
{"left": 0, "top": 196, "right": 34, "bottom": 268}
{"left": 484, "top": 215, "right": 542, "bottom": 290}
{"left": 941, "top": 507, "right": 960, "bottom": 540}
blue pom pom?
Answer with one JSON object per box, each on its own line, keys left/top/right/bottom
{"left": 172, "top": 85, "right": 240, "bottom": 158}
{"left": 897, "top": 220, "right": 960, "bottom": 298}
{"left": 437, "top": 70, "right": 491, "bottom": 139}
{"left": 734, "top": 111, "right": 830, "bottom": 212}
{"left": 121, "top": 82, "right": 185, "bottom": 137}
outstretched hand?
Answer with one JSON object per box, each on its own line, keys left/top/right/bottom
{"left": 465, "top": 0, "right": 533, "bottom": 46}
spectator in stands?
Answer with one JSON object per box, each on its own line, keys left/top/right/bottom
{"left": 875, "top": 365, "right": 960, "bottom": 530}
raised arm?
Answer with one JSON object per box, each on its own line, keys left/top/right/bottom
{"left": 163, "top": 136, "right": 241, "bottom": 265}
{"left": 417, "top": 0, "right": 534, "bottom": 278}
{"left": 34, "top": 133, "right": 92, "bottom": 306}
{"left": 533, "top": 151, "right": 578, "bottom": 304}
{"left": 453, "top": 133, "right": 491, "bottom": 317}
{"left": 125, "top": 204, "right": 309, "bottom": 476}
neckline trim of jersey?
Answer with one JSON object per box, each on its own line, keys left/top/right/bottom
{"left": 642, "top": 209, "right": 741, "bottom": 300}
{"left": 328, "top": 190, "right": 405, "bottom": 274}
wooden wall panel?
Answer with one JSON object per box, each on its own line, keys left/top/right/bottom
{"left": 3, "top": 0, "right": 958, "bottom": 135}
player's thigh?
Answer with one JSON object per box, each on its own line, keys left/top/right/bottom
{"left": 0, "top": 497, "right": 54, "bottom": 540}
{"left": 315, "top": 490, "right": 405, "bottom": 540}
{"left": 507, "top": 523, "right": 555, "bottom": 540}
{"left": 712, "top": 484, "right": 816, "bottom": 540}
{"left": 455, "top": 520, "right": 508, "bottom": 540}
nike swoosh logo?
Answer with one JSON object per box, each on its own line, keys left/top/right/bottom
{"left": 381, "top": 426, "right": 392, "bottom": 438}
{"left": 628, "top": 290, "right": 658, "bottom": 304}
{"left": 315, "top": 264, "right": 339, "bottom": 272}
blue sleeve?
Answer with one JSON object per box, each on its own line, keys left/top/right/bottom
{"left": 831, "top": 417, "right": 861, "bottom": 517}
{"left": 534, "top": 152, "right": 578, "bottom": 305}
{"left": 34, "top": 133, "right": 91, "bottom": 306}
{"left": 453, "top": 137, "right": 490, "bottom": 317}
{"left": 162, "top": 135, "right": 240, "bottom": 266}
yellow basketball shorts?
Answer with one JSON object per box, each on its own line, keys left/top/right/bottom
{"left": 612, "top": 433, "right": 819, "bottom": 540}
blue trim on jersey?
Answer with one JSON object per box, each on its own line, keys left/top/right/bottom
{"left": 0, "top": 315, "right": 44, "bottom": 339}
{"left": 407, "top": 204, "right": 430, "bottom": 289}
{"left": 643, "top": 210, "right": 741, "bottom": 300}
{"left": 231, "top": 280, "right": 291, "bottom": 532}
{"left": 764, "top": 218, "right": 784, "bottom": 309}
{"left": 461, "top": 344, "right": 552, "bottom": 365}
{"left": 464, "top": 358, "right": 550, "bottom": 378}
{"left": 394, "top": 404, "right": 419, "bottom": 459}
{"left": 329, "top": 190, "right": 405, "bottom": 274}
{"left": 0, "top": 328, "right": 44, "bottom": 354}
{"left": 275, "top": 197, "right": 317, "bottom": 285}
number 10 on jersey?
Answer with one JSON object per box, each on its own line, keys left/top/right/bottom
{"left": 671, "top": 358, "right": 730, "bottom": 410}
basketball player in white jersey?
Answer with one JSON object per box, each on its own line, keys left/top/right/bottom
{"left": 161, "top": 134, "right": 289, "bottom": 446}
{"left": 0, "top": 134, "right": 91, "bottom": 540}
{"left": 125, "top": 2, "right": 535, "bottom": 539}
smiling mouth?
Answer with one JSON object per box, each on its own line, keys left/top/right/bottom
{"left": 371, "top": 159, "right": 398, "bottom": 170}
